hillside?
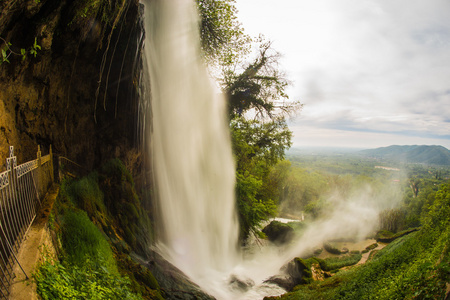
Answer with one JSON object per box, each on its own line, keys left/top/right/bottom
{"left": 360, "top": 145, "right": 450, "bottom": 165}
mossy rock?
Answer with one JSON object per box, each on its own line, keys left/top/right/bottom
{"left": 375, "top": 230, "right": 394, "bottom": 242}
{"left": 313, "top": 248, "right": 323, "bottom": 255}
{"left": 262, "top": 221, "right": 295, "bottom": 245}
{"left": 323, "top": 242, "right": 342, "bottom": 255}
{"left": 265, "top": 257, "right": 313, "bottom": 291}
{"left": 294, "top": 258, "right": 313, "bottom": 284}
{"left": 99, "top": 159, "right": 154, "bottom": 255}
{"left": 365, "top": 243, "right": 378, "bottom": 251}
{"left": 116, "top": 253, "right": 164, "bottom": 300}
{"left": 375, "top": 228, "right": 420, "bottom": 243}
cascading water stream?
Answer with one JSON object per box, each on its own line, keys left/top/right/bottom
{"left": 143, "top": 0, "right": 242, "bottom": 296}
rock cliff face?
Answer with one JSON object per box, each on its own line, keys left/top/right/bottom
{"left": 0, "top": 0, "right": 146, "bottom": 173}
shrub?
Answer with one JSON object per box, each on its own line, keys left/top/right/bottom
{"left": 34, "top": 255, "right": 142, "bottom": 300}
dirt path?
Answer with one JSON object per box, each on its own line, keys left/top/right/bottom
{"left": 9, "top": 184, "right": 59, "bottom": 300}
{"left": 357, "top": 243, "right": 386, "bottom": 265}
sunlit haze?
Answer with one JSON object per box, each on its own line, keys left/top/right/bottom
{"left": 235, "top": 0, "right": 450, "bottom": 149}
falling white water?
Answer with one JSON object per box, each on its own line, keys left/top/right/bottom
{"left": 143, "top": 0, "right": 241, "bottom": 293}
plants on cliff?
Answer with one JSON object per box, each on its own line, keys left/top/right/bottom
{"left": 64, "top": 173, "right": 107, "bottom": 224}
{"left": 100, "top": 158, "right": 154, "bottom": 255}
{"left": 34, "top": 208, "right": 142, "bottom": 300}
{"left": 61, "top": 210, "right": 116, "bottom": 271}
{"left": 0, "top": 37, "right": 41, "bottom": 64}
{"left": 34, "top": 254, "right": 142, "bottom": 300}
{"left": 49, "top": 161, "right": 162, "bottom": 299}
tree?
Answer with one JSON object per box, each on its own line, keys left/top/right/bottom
{"left": 231, "top": 116, "right": 292, "bottom": 240}
{"left": 223, "top": 38, "right": 301, "bottom": 119}
{"left": 196, "top": 0, "right": 250, "bottom": 68}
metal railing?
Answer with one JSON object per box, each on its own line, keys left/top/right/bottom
{"left": 0, "top": 145, "right": 54, "bottom": 299}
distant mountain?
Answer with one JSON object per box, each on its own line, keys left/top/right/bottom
{"left": 360, "top": 145, "right": 450, "bottom": 165}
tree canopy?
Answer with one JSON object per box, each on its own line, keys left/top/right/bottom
{"left": 196, "top": 0, "right": 250, "bottom": 67}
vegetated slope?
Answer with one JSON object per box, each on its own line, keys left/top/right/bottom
{"left": 360, "top": 145, "right": 450, "bottom": 165}
{"left": 273, "top": 182, "right": 450, "bottom": 300}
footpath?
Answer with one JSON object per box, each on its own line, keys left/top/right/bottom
{"left": 9, "top": 184, "right": 59, "bottom": 300}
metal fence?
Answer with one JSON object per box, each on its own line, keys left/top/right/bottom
{"left": 0, "top": 146, "right": 54, "bottom": 299}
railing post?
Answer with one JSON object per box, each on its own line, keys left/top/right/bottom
{"left": 49, "top": 145, "right": 54, "bottom": 183}
{"left": 36, "top": 145, "right": 41, "bottom": 168}
{"left": 35, "top": 145, "right": 42, "bottom": 199}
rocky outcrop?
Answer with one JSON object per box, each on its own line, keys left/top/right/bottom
{"left": 262, "top": 221, "right": 295, "bottom": 245}
{"left": 146, "top": 251, "right": 215, "bottom": 300}
{"left": 0, "top": 0, "right": 145, "bottom": 174}
{"left": 265, "top": 258, "right": 313, "bottom": 291}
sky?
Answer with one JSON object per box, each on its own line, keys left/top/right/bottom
{"left": 234, "top": 0, "right": 450, "bottom": 149}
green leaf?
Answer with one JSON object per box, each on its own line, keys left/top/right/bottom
{"left": 34, "top": 37, "right": 41, "bottom": 50}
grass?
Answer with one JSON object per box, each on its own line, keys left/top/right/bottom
{"left": 35, "top": 209, "right": 142, "bottom": 299}
{"left": 36, "top": 159, "right": 162, "bottom": 300}
{"left": 59, "top": 173, "right": 107, "bottom": 226}
{"left": 61, "top": 209, "right": 116, "bottom": 271}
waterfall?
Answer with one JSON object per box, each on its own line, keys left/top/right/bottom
{"left": 142, "top": 1, "right": 294, "bottom": 299}
{"left": 143, "top": 0, "right": 241, "bottom": 293}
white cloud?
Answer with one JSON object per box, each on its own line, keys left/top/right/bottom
{"left": 236, "top": 0, "right": 450, "bottom": 148}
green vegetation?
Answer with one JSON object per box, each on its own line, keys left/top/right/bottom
{"left": 34, "top": 212, "right": 141, "bottom": 300}
{"left": 361, "top": 243, "right": 378, "bottom": 254}
{"left": 35, "top": 159, "right": 162, "bottom": 300}
{"left": 35, "top": 254, "right": 141, "bottom": 300}
{"left": 323, "top": 242, "right": 343, "bottom": 255}
{"left": 375, "top": 228, "right": 419, "bottom": 243}
{"left": 232, "top": 117, "right": 291, "bottom": 239}
{"left": 196, "top": 0, "right": 250, "bottom": 67}
{"left": 0, "top": 36, "right": 41, "bottom": 64}
{"left": 262, "top": 221, "right": 295, "bottom": 244}
{"left": 61, "top": 210, "right": 116, "bottom": 271}
{"left": 100, "top": 158, "right": 154, "bottom": 254}
{"left": 273, "top": 181, "right": 450, "bottom": 299}
{"left": 315, "top": 253, "right": 362, "bottom": 272}
{"left": 294, "top": 258, "right": 313, "bottom": 284}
